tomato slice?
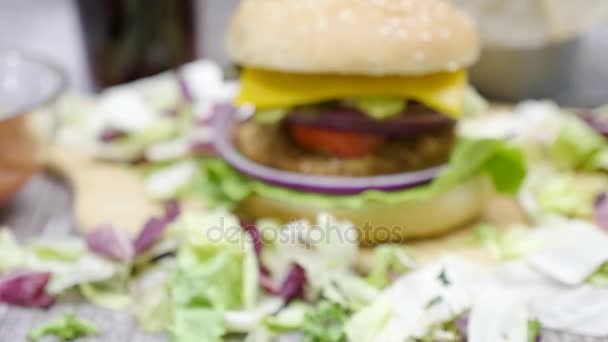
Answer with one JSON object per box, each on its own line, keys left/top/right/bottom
{"left": 287, "top": 123, "right": 384, "bottom": 158}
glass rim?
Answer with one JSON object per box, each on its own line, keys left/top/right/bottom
{"left": 0, "top": 49, "right": 67, "bottom": 121}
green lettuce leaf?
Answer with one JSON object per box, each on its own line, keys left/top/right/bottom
{"left": 351, "top": 97, "right": 407, "bottom": 120}
{"left": 80, "top": 282, "right": 131, "bottom": 311}
{"left": 527, "top": 320, "right": 542, "bottom": 342}
{"left": 588, "top": 262, "right": 608, "bottom": 286}
{"left": 263, "top": 301, "right": 311, "bottom": 332}
{"left": 30, "top": 238, "right": 86, "bottom": 262}
{"left": 344, "top": 296, "right": 395, "bottom": 342}
{"left": 168, "top": 210, "right": 259, "bottom": 340}
{"left": 302, "top": 301, "right": 349, "bottom": 342}
{"left": 260, "top": 213, "right": 377, "bottom": 308}
{"left": 366, "top": 246, "right": 414, "bottom": 289}
{"left": 0, "top": 228, "right": 24, "bottom": 272}
{"left": 463, "top": 86, "right": 489, "bottom": 118}
{"left": 25, "top": 247, "right": 118, "bottom": 295}
{"left": 550, "top": 114, "right": 605, "bottom": 170}
{"left": 131, "top": 266, "right": 174, "bottom": 333}
{"left": 472, "top": 223, "right": 537, "bottom": 260}
{"left": 28, "top": 313, "right": 98, "bottom": 341}
{"left": 170, "top": 307, "right": 225, "bottom": 342}
{"left": 536, "top": 172, "right": 606, "bottom": 219}
{"left": 193, "top": 138, "right": 525, "bottom": 210}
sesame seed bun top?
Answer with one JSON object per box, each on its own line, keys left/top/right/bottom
{"left": 226, "top": 0, "right": 480, "bottom": 76}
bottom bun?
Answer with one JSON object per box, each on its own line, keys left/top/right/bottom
{"left": 237, "top": 177, "right": 488, "bottom": 245}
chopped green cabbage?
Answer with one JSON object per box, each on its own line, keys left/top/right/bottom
{"left": 463, "top": 86, "right": 489, "bottom": 118}
{"left": 588, "top": 262, "right": 608, "bottom": 286}
{"left": 536, "top": 173, "right": 606, "bottom": 218}
{"left": 28, "top": 314, "right": 98, "bottom": 341}
{"left": 473, "top": 223, "right": 536, "bottom": 260}
{"left": 264, "top": 302, "right": 311, "bottom": 332}
{"left": 366, "top": 246, "right": 414, "bottom": 289}
{"left": 302, "top": 301, "right": 349, "bottom": 342}
{"left": 168, "top": 210, "right": 259, "bottom": 341}
{"left": 0, "top": 228, "right": 24, "bottom": 272}
{"left": 550, "top": 114, "right": 605, "bottom": 170}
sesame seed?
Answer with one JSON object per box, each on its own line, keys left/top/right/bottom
{"left": 447, "top": 61, "right": 459, "bottom": 71}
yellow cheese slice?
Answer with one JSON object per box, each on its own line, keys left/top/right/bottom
{"left": 236, "top": 68, "right": 467, "bottom": 118}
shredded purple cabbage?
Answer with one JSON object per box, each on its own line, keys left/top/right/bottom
{"left": 261, "top": 264, "right": 307, "bottom": 303}
{"left": 98, "top": 128, "right": 127, "bottom": 143}
{"left": 240, "top": 221, "right": 263, "bottom": 256}
{"left": 133, "top": 218, "right": 168, "bottom": 255}
{"left": 238, "top": 220, "right": 306, "bottom": 301}
{"left": 86, "top": 224, "right": 134, "bottom": 261}
{"left": 277, "top": 264, "right": 307, "bottom": 302}
{"left": 190, "top": 142, "right": 216, "bottom": 156}
{"left": 594, "top": 193, "right": 608, "bottom": 231}
{"left": 0, "top": 271, "right": 55, "bottom": 308}
{"left": 455, "top": 312, "right": 469, "bottom": 341}
{"left": 163, "top": 199, "right": 181, "bottom": 223}
{"left": 133, "top": 199, "right": 182, "bottom": 255}
{"left": 176, "top": 72, "right": 193, "bottom": 103}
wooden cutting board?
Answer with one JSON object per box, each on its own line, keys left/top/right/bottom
{"left": 47, "top": 145, "right": 162, "bottom": 236}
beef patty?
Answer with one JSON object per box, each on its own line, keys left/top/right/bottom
{"left": 235, "top": 120, "right": 455, "bottom": 177}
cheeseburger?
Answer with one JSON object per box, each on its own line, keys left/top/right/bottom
{"left": 209, "top": 0, "right": 525, "bottom": 244}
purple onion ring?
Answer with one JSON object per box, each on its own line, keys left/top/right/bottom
{"left": 212, "top": 107, "right": 444, "bottom": 195}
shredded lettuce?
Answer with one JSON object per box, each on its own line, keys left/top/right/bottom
{"left": 25, "top": 247, "right": 118, "bottom": 295}
{"left": 0, "top": 228, "right": 24, "bottom": 272}
{"left": 263, "top": 301, "right": 311, "bottom": 332}
{"left": 30, "top": 238, "right": 86, "bottom": 262}
{"left": 144, "top": 159, "right": 198, "bottom": 200}
{"left": 28, "top": 313, "right": 98, "bottom": 341}
{"left": 588, "top": 262, "right": 608, "bottom": 286}
{"left": 168, "top": 210, "right": 259, "bottom": 341}
{"left": 193, "top": 138, "right": 525, "bottom": 210}
{"left": 131, "top": 266, "right": 174, "bottom": 333}
{"left": 473, "top": 223, "right": 536, "bottom": 260}
{"left": 344, "top": 296, "right": 395, "bottom": 342}
{"left": 79, "top": 281, "right": 131, "bottom": 311}
{"left": 549, "top": 114, "right": 605, "bottom": 170}
{"left": 366, "top": 246, "right": 414, "bottom": 289}
{"left": 170, "top": 307, "right": 225, "bottom": 342}
{"left": 536, "top": 173, "right": 607, "bottom": 219}
{"left": 463, "top": 86, "right": 489, "bottom": 118}
{"left": 261, "top": 213, "right": 377, "bottom": 308}
{"left": 302, "top": 301, "right": 349, "bottom": 342}
{"left": 527, "top": 320, "right": 542, "bottom": 342}
{"left": 351, "top": 97, "right": 407, "bottom": 120}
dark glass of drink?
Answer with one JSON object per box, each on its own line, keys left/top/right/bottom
{"left": 77, "top": 0, "right": 196, "bottom": 88}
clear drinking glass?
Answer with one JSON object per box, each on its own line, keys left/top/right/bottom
{"left": 0, "top": 50, "right": 65, "bottom": 206}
